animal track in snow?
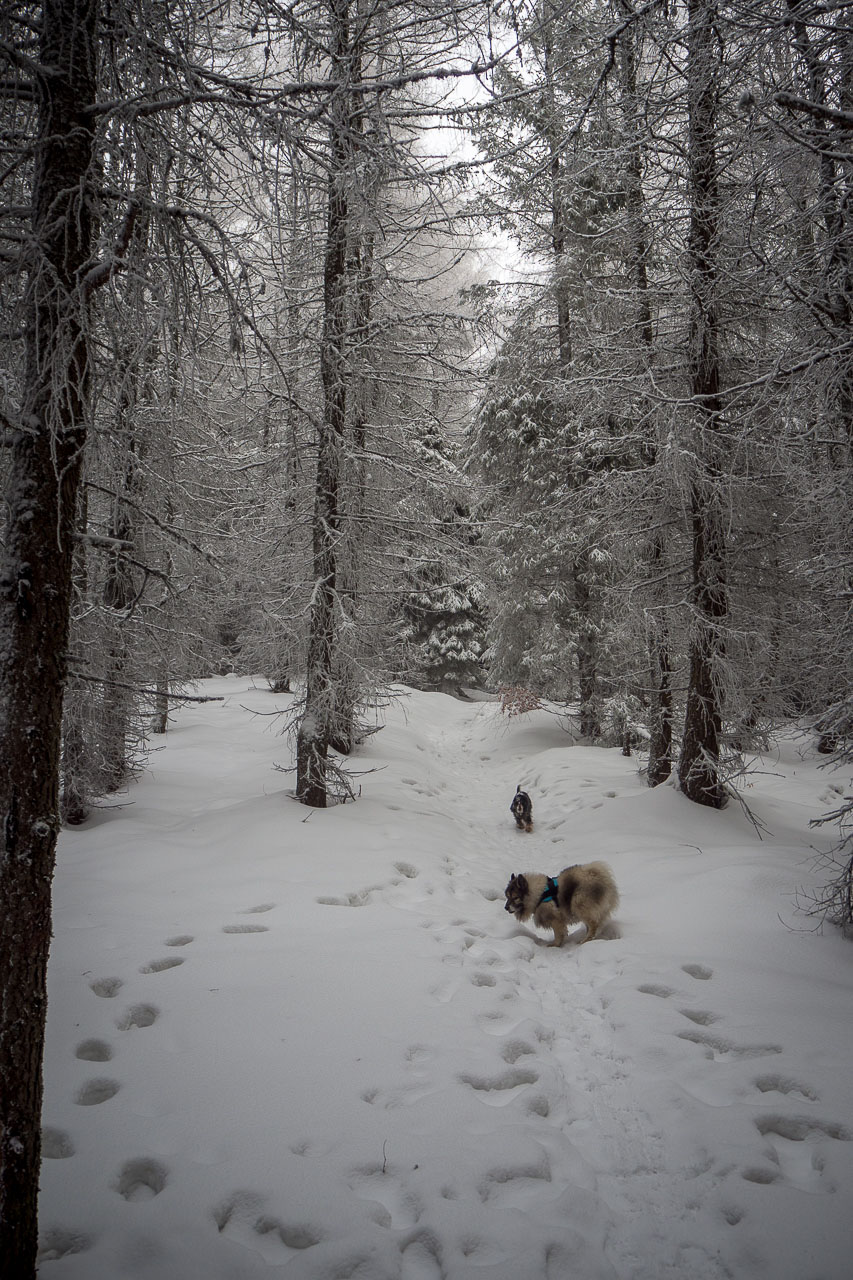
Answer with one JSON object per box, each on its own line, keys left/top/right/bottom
{"left": 682, "top": 963, "right": 713, "bottom": 981}
{"left": 428, "top": 979, "right": 457, "bottom": 1005}
{"left": 747, "top": 1115, "right": 851, "bottom": 1193}
{"left": 754, "top": 1074, "right": 819, "bottom": 1102}
{"left": 317, "top": 886, "right": 380, "bottom": 907}
{"left": 678, "top": 1009, "right": 721, "bottom": 1026}
{"left": 755, "top": 1115, "right": 851, "bottom": 1143}
{"left": 42, "top": 1127, "right": 75, "bottom": 1159}
{"left": 114, "top": 1158, "right": 169, "bottom": 1201}
{"left": 243, "top": 902, "right": 276, "bottom": 913}
{"left": 214, "top": 1191, "right": 321, "bottom": 1258}
{"left": 741, "top": 1166, "right": 780, "bottom": 1186}
{"left": 394, "top": 862, "right": 418, "bottom": 879}
{"left": 477, "top": 1155, "right": 552, "bottom": 1202}
{"left": 165, "top": 934, "right": 194, "bottom": 946}
{"left": 637, "top": 983, "right": 675, "bottom": 999}
{"left": 501, "top": 1039, "right": 536, "bottom": 1064}
{"left": 89, "top": 977, "right": 123, "bottom": 998}
{"left": 348, "top": 1164, "right": 423, "bottom": 1228}
{"left": 458, "top": 1066, "right": 539, "bottom": 1102}
{"left": 75, "top": 1078, "right": 120, "bottom": 1106}
{"left": 400, "top": 1233, "right": 443, "bottom": 1278}
{"left": 139, "top": 957, "right": 184, "bottom": 973}
{"left": 116, "top": 1003, "right": 158, "bottom": 1030}
{"left": 37, "top": 1227, "right": 93, "bottom": 1261}
{"left": 223, "top": 923, "right": 269, "bottom": 933}
{"left": 75, "top": 1038, "right": 113, "bottom": 1061}
{"left": 676, "top": 1029, "right": 782, "bottom": 1060}
{"left": 470, "top": 972, "right": 497, "bottom": 987}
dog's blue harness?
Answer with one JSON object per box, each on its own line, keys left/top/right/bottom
{"left": 538, "top": 877, "right": 560, "bottom": 906}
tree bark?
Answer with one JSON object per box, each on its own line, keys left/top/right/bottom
{"left": 677, "top": 0, "right": 727, "bottom": 808}
{"left": 0, "top": 1, "right": 99, "bottom": 1270}
{"left": 296, "top": 0, "right": 352, "bottom": 805}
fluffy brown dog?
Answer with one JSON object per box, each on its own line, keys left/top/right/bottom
{"left": 504, "top": 862, "right": 619, "bottom": 946}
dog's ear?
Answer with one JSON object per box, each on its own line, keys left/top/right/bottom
{"left": 515, "top": 874, "right": 528, "bottom": 894}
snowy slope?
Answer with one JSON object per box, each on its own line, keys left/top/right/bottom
{"left": 38, "top": 678, "right": 853, "bottom": 1279}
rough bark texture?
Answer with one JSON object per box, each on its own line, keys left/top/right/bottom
{"left": 0, "top": 1, "right": 99, "bottom": 1271}
{"left": 296, "top": 0, "right": 351, "bottom": 806}
{"left": 677, "top": 0, "right": 727, "bottom": 808}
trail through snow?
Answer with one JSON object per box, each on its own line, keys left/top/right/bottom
{"left": 38, "top": 679, "right": 853, "bottom": 1279}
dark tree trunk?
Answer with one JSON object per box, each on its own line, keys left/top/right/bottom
{"left": 296, "top": 0, "right": 352, "bottom": 806}
{"left": 62, "top": 489, "right": 93, "bottom": 824}
{"left": 677, "top": 0, "right": 727, "bottom": 808}
{"left": 574, "top": 566, "right": 600, "bottom": 739}
{"left": 785, "top": 0, "right": 853, "bottom": 460}
{"left": 102, "top": 444, "right": 138, "bottom": 789}
{"left": 151, "top": 674, "right": 170, "bottom": 734}
{"left": 0, "top": 1, "right": 99, "bottom": 1270}
{"left": 647, "top": 541, "right": 673, "bottom": 787}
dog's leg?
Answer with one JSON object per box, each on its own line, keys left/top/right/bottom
{"left": 581, "top": 920, "right": 598, "bottom": 943}
{"left": 550, "top": 923, "right": 567, "bottom": 947}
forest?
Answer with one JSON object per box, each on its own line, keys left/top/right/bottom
{"left": 1, "top": 0, "right": 851, "bottom": 1273}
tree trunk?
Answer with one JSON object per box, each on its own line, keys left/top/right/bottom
{"left": 62, "top": 488, "right": 93, "bottom": 824}
{"left": 646, "top": 537, "right": 673, "bottom": 786}
{"left": 296, "top": 0, "right": 352, "bottom": 806}
{"left": 786, "top": 0, "right": 853, "bottom": 460}
{"left": 101, "top": 443, "right": 138, "bottom": 790}
{"left": 151, "top": 674, "right": 170, "bottom": 734}
{"left": 0, "top": 1, "right": 99, "bottom": 1270}
{"left": 617, "top": 6, "right": 673, "bottom": 783}
{"left": 677, "top": 0, "right": 727, "bottom": 808}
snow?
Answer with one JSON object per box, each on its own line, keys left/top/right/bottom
{"left": 39, "top": 677, "right": 853, "bottom": 1279}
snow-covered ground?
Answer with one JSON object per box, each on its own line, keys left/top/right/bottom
{"left": 39, "top": 677, "right": 853, "bottom": 1279}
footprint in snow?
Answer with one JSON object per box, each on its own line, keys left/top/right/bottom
{"left": 113, "top": 1158, "right": 169, "bottom": 1201}
{"left": 243, "top": 903, "right": 276, "bottom": 913}
{"left": 223, "top": 923, "right": 269, "bottom": 933}
{"left": 677, "top": 1029, "right": 782, "bottom": 1060}
{"left": 400, "top": 1233, "right": 443, "bottom": 1278}
{"left": 348, "top": 1163, "right": 423, "bottom": 1228}
{"left": 139, "top": 957, "right": 184, "bottom": 973}
{"left": 678, "top": 1008, "right": 722, "bottom": 1026}
{"left": 75, "top": 1078, "right": 120, "bottom": 1106}
{"left": 637, "top": 983, "right": 676, "bottom": 999}
{"left": 682, "top": 963, "right": 713, "bottom": 981}
{"left": 42, "top": 1128, "right": 75, "bottom": 1159}
{"left": 501, "top": 1039, "right": 537, "bottom": 1064}
{"left": 317, "top": 886, "right": 380, "bottom": 907}
{"left": 37, "top": 1228, "right": 93, "bottom": 1262}
{"left": 754, "top": 1074, "right": 819, "bottom": 1102}
{"left": 89, "top": 977, "right": 122, "bottom": 998}
{"left": 214, "top": 1191, "right": 321, "bottom": 1257}
{"left": 165, "top": 934, "right": 194, "bottom": 946}
{"left": 75, "top": 1038, "right": 113, "bottom": 1062}
{"left": 744, "top": 1116, "right": 851, "bottom": 1193}
{"left": 477, "top": 1153, "right": 552, "bottom": 1203}
{"left": 116, "top": 1003, "right": 158, "bottom": 1030}
{"left": 458, "top": 1066, "right": 539, "bottom": 1102}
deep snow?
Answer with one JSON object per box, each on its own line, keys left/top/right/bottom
{"left": 38, "top": 677, "right": 853, "bottom": 1279}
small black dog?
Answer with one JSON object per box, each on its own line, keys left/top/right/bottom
{"left": 510, "top": 786, "right": 533, "bottom": 832}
